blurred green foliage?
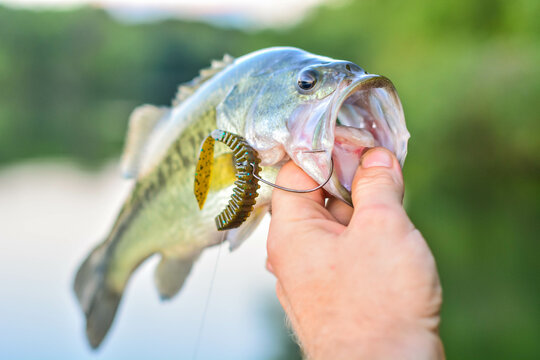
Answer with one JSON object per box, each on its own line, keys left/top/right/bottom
{"left": 1, "top": 0, "right": 539, "bottom": 358}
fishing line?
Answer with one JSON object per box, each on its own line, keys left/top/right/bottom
{"left": 192, "top": 232, "right": 226, "bottom": 360}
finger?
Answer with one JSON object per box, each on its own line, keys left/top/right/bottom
{"left": 326, "top": 198, "right": 353, "bottom": 225}
{"left": 270, "top": 161, "right": 327, "bottom": 225}
{"left": 268, "top": 161, "right": 328, "bottom": 270}
{"left": 349, "top": 147, "right": 405, "bottom": 226}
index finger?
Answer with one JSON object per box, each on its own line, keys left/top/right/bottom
{"left": 270, "top": 161, "right": 327, "bottom": 225}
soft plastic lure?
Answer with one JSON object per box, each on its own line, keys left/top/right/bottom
{"left": 194, "top": 130, "right": 261, "bottom": 231}
{"left": 194, "top": 129, "right": 336, "bottom": 231}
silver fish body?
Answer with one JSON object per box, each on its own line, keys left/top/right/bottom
{"left": 73, "top": 47, "right": 409, "bottom": 348}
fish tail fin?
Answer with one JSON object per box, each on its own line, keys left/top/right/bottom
{"left": 73, "top": 243, "right": 121, "bottom": 349}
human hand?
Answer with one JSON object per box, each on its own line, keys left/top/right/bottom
{"left": 267, "top": 148, "right": 444, "bottom": 360}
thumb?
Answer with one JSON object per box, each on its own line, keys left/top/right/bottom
{"left": 350, "top": 147, "right": 404, "bottom": 219}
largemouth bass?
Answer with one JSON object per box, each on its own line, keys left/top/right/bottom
{"left": 73, "top": 47, "right": 409, "bottom": 348}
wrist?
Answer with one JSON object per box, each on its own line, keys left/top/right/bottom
{"left": 303, "top": 318, "right": 444, "bottom": 360}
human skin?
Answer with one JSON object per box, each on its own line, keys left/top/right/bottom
{"left": 266, "top": 147, "right": 444, "bottom": 360}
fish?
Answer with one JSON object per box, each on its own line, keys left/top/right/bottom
{"left": 73, "top": 47, "right": 409, "bottom": 348}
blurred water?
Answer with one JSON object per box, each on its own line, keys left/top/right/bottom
{"left": 0, "top": 161, "right": 286, "bottom": 360}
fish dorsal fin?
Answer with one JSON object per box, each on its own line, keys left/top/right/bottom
{"left": 172, "top": 54, "right": 235, "bottom": 106}
{"left": 121, "top": 104, "right": 170, "bottom": 178}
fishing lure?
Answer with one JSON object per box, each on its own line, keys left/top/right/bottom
{"left": 194, "top": 130, "right": 261, "bottom": 230}
{"left": 194, "top": 129, "right": 334, "bottom": 231}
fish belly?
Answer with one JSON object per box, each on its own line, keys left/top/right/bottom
{"left": 105, "top": 174, "right": 222, "bottom": 292}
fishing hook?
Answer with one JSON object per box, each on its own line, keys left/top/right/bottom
{"left": 250, "top": 154, "right": 334, "bottom": 194}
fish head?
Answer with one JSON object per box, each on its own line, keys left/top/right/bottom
{"left": 232, "top": 48, "right": 410, "bottom": 205}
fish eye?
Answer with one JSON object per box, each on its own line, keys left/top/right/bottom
{"left": 297, "top": 69, "right": 319, "bottom": 92}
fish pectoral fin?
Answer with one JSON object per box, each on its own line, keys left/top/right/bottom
{"left": 121, "top": 104, "right": 170, "bottom": 178}
{"left": 154, "top": 253, "right": 201, "bottom": 300}
{"left": 227, "top": 205, "right": 269, "bottom": 251}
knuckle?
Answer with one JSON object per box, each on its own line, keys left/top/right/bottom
{"left": 354, "top": 170, "right": 399, "bottom": 190}
{"left": 266, "top": 230, "right": 282, "bottom": 265}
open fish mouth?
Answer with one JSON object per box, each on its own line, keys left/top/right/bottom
{"left": 323, "top": 75, "right": 409, "bottom": 204}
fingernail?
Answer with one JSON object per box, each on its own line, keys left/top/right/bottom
{"left": 361, "top": 148, "right": 393, "bottom": 168}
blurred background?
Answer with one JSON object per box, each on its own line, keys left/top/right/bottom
{"left": 0, "top": 0, "right": 539, "bottom": 359}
